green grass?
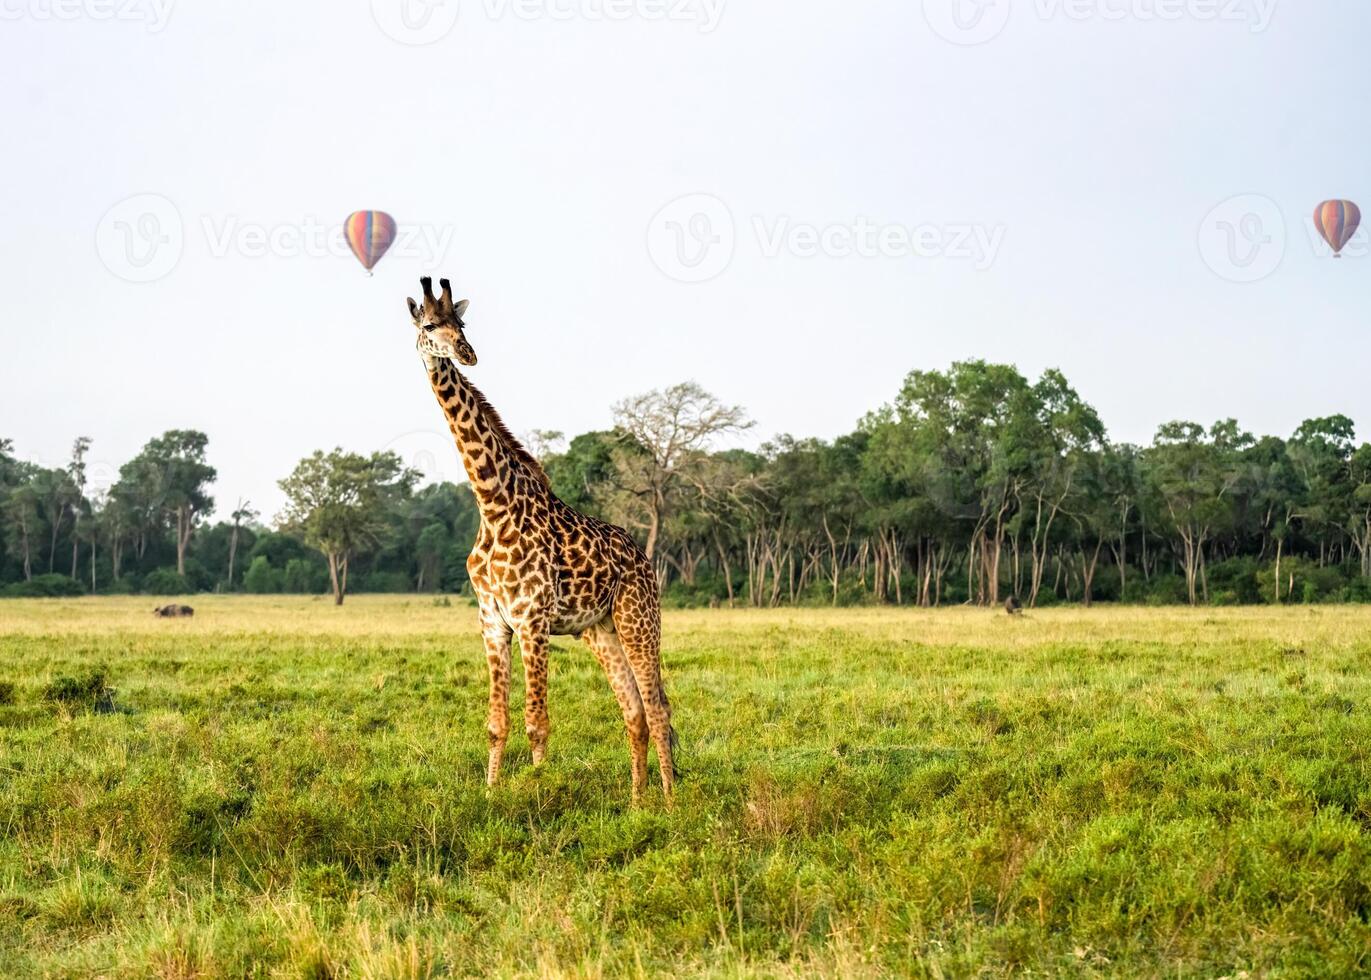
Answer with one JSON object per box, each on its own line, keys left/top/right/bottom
{"left": 1, "top": 597, "right": 1368, "bottom": 977}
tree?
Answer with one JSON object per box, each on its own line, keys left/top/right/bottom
{"left": 544, "top": 430, "right": 622, "bottom": 516}
{"left": 66, "top": 437, "right": 91, "bottom": 580}
{"left": 32, "top": 465, "right": 79, "bottom": 574}
{"left": 611, "top": 382, "right": 752, "bottom": 559}
{"left": 226, "top": 499, "right": 258, "bottom": 590}
{"left": 117, "top": 430, "right": 216, "bottom": 576}
{"left": 278, "top": 449, "right": 417, "bottom": 605}
{"left": 415, "top": 522, "right": 450, "bottom": 592}
{"left": 1144, "top": 421, "right": 1249, "bottom": 604}
{"left": 3, "top": 481, "right": 41, "bottom": 582}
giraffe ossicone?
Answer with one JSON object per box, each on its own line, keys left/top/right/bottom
{"left": 406, "top": 276, "right": 677, "bottom": 800}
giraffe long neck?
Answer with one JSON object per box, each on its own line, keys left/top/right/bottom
{"left": 426, "top": 358, "right": 532, "bottom": 523}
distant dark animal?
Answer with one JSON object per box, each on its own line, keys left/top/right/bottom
{"left": 153, "top": 604, "right": 195, "bottom": 618}
{"left": 1004, "top": 596, "right": 1022, "bottom": 615}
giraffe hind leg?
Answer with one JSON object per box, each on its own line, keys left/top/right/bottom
{"left": 584, "top": 624, "right": 650, "bottom": 800}
{"left": 611, "top": 581, "right": 676, "bottom": 798}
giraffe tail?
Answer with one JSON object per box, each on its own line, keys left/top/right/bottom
{"left": 662, "top": 684, "right": 681, "bottom": 780}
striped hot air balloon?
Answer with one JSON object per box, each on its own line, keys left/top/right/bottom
{"left": 344, "top": 210, "right": 398, "bottom": 274}
{"left": 1313, "top": 200, "right": 1361, "bottom": 258}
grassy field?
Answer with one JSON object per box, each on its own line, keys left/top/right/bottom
{"left": 0, "top": 598, "right": 1368, "bottom": 977}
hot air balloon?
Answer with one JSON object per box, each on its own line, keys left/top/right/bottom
{"left": 1314, "top": 200, "right": 1360, "bottom": 258}
{"left": 344, "top": 210, "right": 397, "bottom": 275}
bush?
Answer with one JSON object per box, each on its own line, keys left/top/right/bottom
{"left": 1206, "top": 557, "right": 1262, "bottom": 605}
{"left": 0, "top": 681, "right": 15, "bottom": 705}
{"left": 100, "top": 577, "right": 138, "bottom": 595}
{"left": 283, "top": 558, "right": 325, "bottom": 594}
{"left": 242, "top": 556, "right": 283, "bottom": 594}
{"left": 359, "top": 570, "right": 410, "bottom": 593}
{"left": 42, "top": 669, "right": 115, "bottom": 713}
{"left": 142, "top": 568, "right": 192, "bottom": 596}
{"left": 180, "top": 557, "right": 215, "bottom": 592}
{"left": 247, "top": 532, "right": 315, "bottom": 570}
{"left": 1, "top": 574, "right": 86, "bottom": 598}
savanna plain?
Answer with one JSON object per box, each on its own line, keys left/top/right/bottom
{"left": 0, "top": 598, "right": 1368, "bottom": 977}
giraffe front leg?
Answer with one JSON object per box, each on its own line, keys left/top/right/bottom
{"left": 481, "top": 616, "right": 513, "bottom": 786}
{"left": 518, "top": 626, "right": 552, "bottom": 766}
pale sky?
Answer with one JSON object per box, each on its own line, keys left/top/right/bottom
{"left": 2, "top": 0, "right": 1368, "bottom": 520}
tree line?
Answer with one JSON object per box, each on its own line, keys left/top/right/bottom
{"left": 5, "top": 360, "right": 1371, "bottom": 607}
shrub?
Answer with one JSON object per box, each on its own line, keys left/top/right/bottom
{"left": 283, "top": 558, "right": 325, "bottom": 594}
{"left": 0, "top": 681, "right": 15, "bottom": 705}
{"left": 359, "top": 571, "right": 410, "bottom": 593}
{"left": 42, "top": 669, "right": 115, "bottom": 713}
{"left": 100, "top": 577, "right": 138, "bottom": 595}
{"left": 1205, "top": 557, "right": 1262, "bottom": 604}
{"left": 180, "top": 557, "right": 215, "bottom": 592}
{"left": 242, "top": 556, "right": 283, "bottom": 594}
{"left": 142, "top": 568, "right": 192, "bottom": 596}
{"left": 1, "top": 574, "right": 86, "bottom": 598}
{"left": 1142, "top": 574, "right": 1189, "bottom": 605}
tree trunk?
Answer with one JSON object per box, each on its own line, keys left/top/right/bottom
{"left": 1274, "top": 538, "right": 1282, "bottom": 603}
{"left": 19, "top": 514, "right": 33, "bottom": 581}
{"left": 48, "top": 508, "right": 63, "bottom": 573}
{"left": 1081, "top": 539, "right": 1103, "bottom": 607}
{"left": 176, "top": 505, "right": 191, "bottom": 576}
{"left": 227, "top": 525, "right": 240, "bottom": 589}
{"left": 329, "top": 552, "right": 345, "bottom": 605}
{"left": 711, "top": 528, "right": 735, "bottom": 607}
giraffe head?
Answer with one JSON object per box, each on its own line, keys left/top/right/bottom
{"left": 407, "top": 276, "right": 477, "bottom": 367}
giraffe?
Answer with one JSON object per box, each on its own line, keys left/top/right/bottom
{"left": 406, "top": 277, "right": 677, "bottom": 800}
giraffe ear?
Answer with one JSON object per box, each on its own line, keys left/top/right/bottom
{"left": 454, "top": 299, "right": 469, "bottom": 318}
{"left": 407, "top": 297, "right": 421, "bottom": 321}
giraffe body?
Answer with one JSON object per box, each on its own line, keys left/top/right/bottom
{"left": 406, "top": 277, "right": 675, "bottom": 800}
